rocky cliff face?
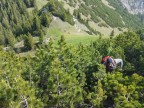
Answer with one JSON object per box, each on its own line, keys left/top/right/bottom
{"left": 120, "top": 0, "right": 144, "bottom": 14}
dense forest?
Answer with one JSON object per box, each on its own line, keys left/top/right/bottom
{"left": 0, "top": 0, "right": 73, "bottom": 48}
{"left": 0, "top": 0, "right": 36, "bottom": 47}
{"left": 0, "top": 0, "right": 144, "bottom": 107}
{"left": 0, "top": 30, "right": 144, "bottom": 107}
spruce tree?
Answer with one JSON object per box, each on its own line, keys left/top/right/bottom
{"left": 0, "top": 51, "right": 44, "bottom": 107}
{"left": 33, "top": 16, "right": 41, "bottom": 31}
{"left": 7, "top": 30, "right": 16, "bottom": 47}
{"left": 24, "top": 33, "right": 34, "bottom": 50}
{"left": 39, "top": 30, "right": 44, "bottom": 44}
{"left": 110, "top": 29, "right": 114, "bottom": 39}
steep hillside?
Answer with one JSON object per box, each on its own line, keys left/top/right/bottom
{"left": 0, "top": 0, "right": 52, "bottom": 49}
{"left": 0, "top": 0, "right": 144, "bottom": 48}
{"left": 49, "top": 0, "right": 143, "bottom": 35}
{"left": 0, "top": 0, "right": 35, "bottom": 46}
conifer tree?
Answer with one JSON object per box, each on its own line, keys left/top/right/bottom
{"left": 110, "top": 29, "right": 114, "bottom": 39}
{"left": 31, "top": 36, "right": 85, "bottom": 107}
{"left": 0, "top": 51, "right": 44, "bottom": 107}
{"left": 2, "top": 16, "right": 9, "bottom": 29}
{"left": 7, "top": 30, "right": 16, "bottom": 47}
{"left": 24, "top": 33, "right": 34, "bottom": 50}
{"left": 39, "top": 30, "right": 44, "bottom": 44}
{"left": 41, "top": 13, "right": 52, "bottom": 27}
{"left": 33, "top": 16, "right": 41, "bottom": 31}
{"left": 0, "top": 23, "right": 5, "bottom": 45}
{"left": 0, "top": 34, "right": 5, "bottom": 45}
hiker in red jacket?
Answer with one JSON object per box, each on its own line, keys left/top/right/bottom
{"left": 101, "top": 56, "right": 123, "bottom": 72}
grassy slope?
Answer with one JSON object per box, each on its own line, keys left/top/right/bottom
{"left": 26, "top": 0, "right": 93, "bottom": 46}
{"left": 48, "top": 17, "right": 89, "bottom": 35}
{"left": 89, "top": 0, "right": 126, "bottom": 35}
{"left": 17, "top": 0, "right": 104, "bottom": 56}
{"left": 47, "top": 17, "right": 97, "bottom": 45}
{"left": 64, "top": 35, "right": 99, "bottom": 46}
{"left": 59, "top": 0, "right": 126, "bottom": 36}
{"left": 27, "top": 0, "right": 48, "bottom": 13}
{"left": 36, "top": 0, "right": 126, "bottom": 36}
{"left": 37, "top": 0, "right": 126, "bottom": 46}
{"left": 27, "top": 0, "right": 126, "bottom": 44}
{"left": 36, "top": 0, "right": 48, "bottom": 10}
{"left": 88, "top": 18, "right": 126, "bottom": 36}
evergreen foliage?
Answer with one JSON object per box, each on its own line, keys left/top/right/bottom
{"left": 39, "top": 0, "right": 74, "bottom": 25}
{"left": 24, "top": 33, "right": 34, "bottom": 50}
{"left": 72, "top": 0, "right": 142, "bottom": 29}
{"left": 0, "top": 0, "right": 144, "bottom": 107}
{"left": 0, "top": 31, "right": 144, "bottom": 107}
{"left": 0, "top": 0, "right": 46, "bottom": 46}
{"left": 23, "top": 0, "right": 36, "bottom": 8}
{"left": 0, "top": 0, "right": 144, "bottom": 47}
{"left": 110, "top": 29, "right": 115, "bottom": 39}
